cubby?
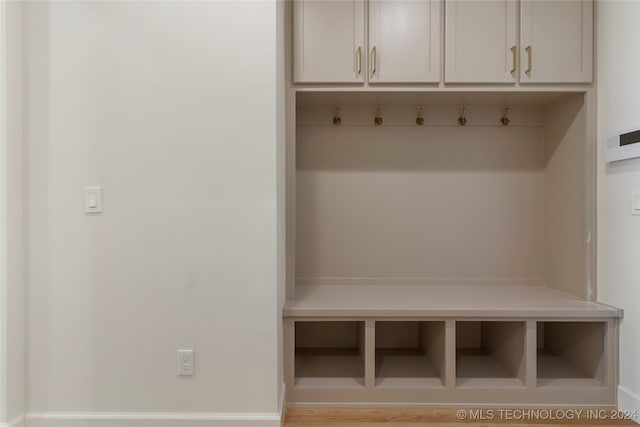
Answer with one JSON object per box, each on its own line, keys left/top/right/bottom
{"left": 375, "top": 321, "right": 445, "bottom": 388}
{"left": 456, "top": 321, "right": 525, "bottom": 388}
{"left": 537, "top": 321, "right": 606, "bottom": 388}
{"left": 294, "top": 321, "right": 365, "bottom": 388}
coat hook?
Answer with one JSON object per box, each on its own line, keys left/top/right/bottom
{"left": 374, "top": 107, "right": 383, "bottom": 126}
{"left": 500, "top": 108, "right": 510, "bottom": 126}
{"left": 332, "top": 107, "right": 342, "bottom": 126}
{"left": 458, "top": 107, "right": 467, "bottom": 126}
{"left": 416, "top": 107, "right": 424, "bottom": 126}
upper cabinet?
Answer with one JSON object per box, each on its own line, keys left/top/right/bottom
{"left": 293, "top": 0, "right": 440, "bottom": 84}
{"left": 369, "top": 0, "right": 441, "bottom": 83}
{"left": 520, "top": 0, "right": 593, "bottom": 84}
{"left": 293, "top": 0, "right": 593, "bottom": 85}
{"left": 445, "top": 0, "right": 517, "bottom": 84}
{"left": 445, "top": 0, "right": 592, "bottom": 84}
{"left": 293, "top": 0, "right": 365, "bottom": 83}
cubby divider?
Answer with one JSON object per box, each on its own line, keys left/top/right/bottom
{"left": 375, "top": 321, "right": 445, "bottom": 388}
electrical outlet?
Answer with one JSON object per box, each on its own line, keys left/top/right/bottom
{"left": 177, "top": 349, "right": 194, "bottom": 376}
{"left": 633, "top": 192, "right": 640, "bottom": 215}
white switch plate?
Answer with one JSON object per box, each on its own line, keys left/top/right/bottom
{"left": 85, "top": 187, "right": 103, "bottom": 213}
{"left": 632, "top": 192, "right": 640, "bottom": 215}
{"left": 177, "top": 349, "right": 194, "bottom": 376}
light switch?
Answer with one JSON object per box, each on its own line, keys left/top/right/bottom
{"left": 633, "top": 192, "right": 640, "bottom": 216}
{"left": 88, "top": 193, "right": 98, "bottom": 209}
{"left": 85, "top": 187, "right": 103, "bottom": 213}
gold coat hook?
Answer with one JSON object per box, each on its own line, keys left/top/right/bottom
{"left": 458, "top": 108, "right": 467, "bottom": 126}
{"left": 374, "top": 107, "right": 383, "bottom": 126}
{"left": 500, "top": 108, "right": 510, "bottom": 126}
{"left": 416, "top": 107, "right": 424, "bottom": 126}
{"left": 333, "top": 107, "right": 342, "bottom": 126}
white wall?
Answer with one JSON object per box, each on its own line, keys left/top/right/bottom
{"left": 276, "top": 0, "right": 287, "bottom": 402}
{"left": 24, "top": 1, "right": 282, "bottom": 424}
{"left": 1, "top": 1, "right": 25, "bottom": 426}
{"left": 597, "top": 0, "right": 640, "bottom": 416}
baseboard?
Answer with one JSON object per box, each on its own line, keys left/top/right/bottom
{"left": 26, "top": 390, "right": 286, "bottom": 427}
{"left": 618, "top": 386, "right": 640, "bottom": 425}
{"left": 26, "top": 410, "right": 282, "bottom": 427}
{"left": 0, "top": 414, "right": 25, "bottom": 427}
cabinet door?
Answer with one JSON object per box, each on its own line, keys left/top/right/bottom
{"left": 368, "top": 0, "right": 441, "bottom": 83}
{"left": 520, "top": 0, "right": 593, "bottom": 83}
{"left": 294, "top": 0, "right": 365, "bottom": 83}
{"left": 445, "top": 0, "right": 517, "bottom": 83}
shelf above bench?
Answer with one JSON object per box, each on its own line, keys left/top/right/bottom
{"left": 284, "top": 285, "right": 622, "bottom": 319}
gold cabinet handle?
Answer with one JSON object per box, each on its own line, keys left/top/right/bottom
{"left": 510, "top": 45, "right": 517, "bottom": 74}
{"left": 357, "top": 46, "right": 362, "bottom": 75}
{"left": 371, "top": 46, "right": 377, "bottom": 76}
{"left": 525, "top": 45, "right": 532, "bottom": 73}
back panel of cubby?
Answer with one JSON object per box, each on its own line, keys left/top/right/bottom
{"left": 540, "top": 321, "right": 605, "bottom": 381}
{"left": 295, "top": 321, "right": 362, "bottom": 348}
{"left": 376, "top": 322, "right": 421, "bottom": 349}
{"left": 296, "top": 108, "right": 545, "bottom": 283}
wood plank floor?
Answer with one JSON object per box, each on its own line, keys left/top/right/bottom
{"left": 284, "top": 408, "right": 639, "bottom": 427}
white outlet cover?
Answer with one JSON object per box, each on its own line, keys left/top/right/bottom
{"left": 632, "top": 192, "right": 640, "bottom": 215}
{"left": 177, "top": 349, "right": 194, "bottom": 376}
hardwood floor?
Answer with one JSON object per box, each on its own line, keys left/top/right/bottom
{"left": 284, "top": 408, "right": 639, "bottom": 426}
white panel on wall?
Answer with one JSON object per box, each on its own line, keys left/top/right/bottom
{"left": 25, "top": 0, "right": 281, "bottom": 418}
{"left": 1, "top": 0, "right": 25, "bottom": 424}
{"left": 597, "top": 0, "right": 640, "bottom": 415}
